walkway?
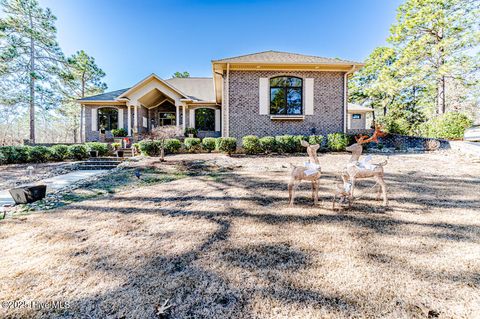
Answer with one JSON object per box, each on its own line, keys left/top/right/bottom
{"left": 0, "top": 170, "right": 107, "bottom": 210}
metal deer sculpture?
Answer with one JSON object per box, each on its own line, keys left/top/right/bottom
{"left": 288, "top": 140, "right": 321, "bottom": 206}
{"left": 338, "top": 127, "right": 389, "bottom": 207}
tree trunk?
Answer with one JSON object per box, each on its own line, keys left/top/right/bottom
{"left": 160, "top": 147, "right": 165, "bottom": 162}
{"left": 79, "top": 105, "right": 84, "bottom": 143}
{"left": 29, "top": 11, "right": 35, "bottom": 144}
{"left": 80, "top": 74, "right": 85, "bottom": 142}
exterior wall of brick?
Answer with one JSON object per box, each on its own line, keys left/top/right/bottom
{"left": 225, "top": 70, "right": 345, "bottom": 141}
{"left": 85, "top": 105, "right": 127, "bottom": 142}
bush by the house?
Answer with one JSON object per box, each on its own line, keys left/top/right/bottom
{"left": 165, "top": 139, "right": 182, "bottom": 154}
{"left": 15, "top": 146, "right": 31, "bottom": 163}
{"left": 308, "top": 135, "right": 324, "bottom": 147}
{"left": 242, "top": 135, "right": 262, "bottom": 154}
{"left": 202, "top": 137, "right": 216, "bottom": 153}
{"left": 293, "top": 135, "right": 307, "bottom": 152}
{"left": 327, "top": 132, "right": 349, "bottom": 151}
{"left": 50, "top": 145, "right": 70, "bottom": 161}
{"left": 377, "top": 115, "right": 410, "bottom": 135}
{"left": 184, "top": 138, "right": 202, "bottom": 152}
{"left": 0, "top": 146, "right": 19, "bottom": 164}
{"left": 68, "top": 144, "right": 89, "bottom": 160}
{"left": 86, "top": 142, "right": 109, "bottom": 156}
{"left": 111, "top": 128, "right": 128, "bottom": 137}
{"left": 259, "top": 136, "right": 276, "bottom": 153}
{"left": 0, "top": 151, "right": 5, "bottom": 165}
{"left": 275, "top": 135, "right": 297, "bottom": 153}
{"left": 138, "top": 140, "right": 159, "bottom": 156}
{"left": 216, "top": 137, "right": 237, "bottom": 155}
{"left": 419, "top": 112, "right": 472, "bottom": 139}
{"left": 28, "top": 146, "right": 52, "bottom": 163}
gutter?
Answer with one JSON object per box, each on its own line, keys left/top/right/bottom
{"left": 343, "top": 65, "right": 356, "bottom": 133}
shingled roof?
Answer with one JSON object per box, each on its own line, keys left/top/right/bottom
{"left": 78, "top": 88, "right": 130, "bottom": 101}
{"left": 78, "top": 78, "right": 215, "bottom": 103}
{"left": 164, "top": 77, "right": 214, "bottom": 101}
{"left": 212, "top": 50, "right": 362, "bottom": 65}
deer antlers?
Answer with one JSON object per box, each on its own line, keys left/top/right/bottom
{"left": 355, "top": 126, "right": 386, "bottom": 145}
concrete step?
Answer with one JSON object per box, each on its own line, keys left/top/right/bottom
{"left": 81, "top": 161, "right": 122, "bottom": 165}
{"left": 78, "top": 165, "right": 118, "bottom": 170}
{"left": 88, "top": 157, "right": 125, "bottom": 162}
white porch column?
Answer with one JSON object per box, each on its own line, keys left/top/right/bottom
{"left": 134, "top": 104, "right": 138, "bottom": 133}
{"left": 175, "top": 101, "right": 180, "bottom": 127}
{"left": 189, "top": 108, "right": 195, "bottom": 128}
{"left": 182, "top": 105, "right": 186, "bottom": 131}
{"left": 215, "top": 109, "right": 221, "bottom": 132}
{"left": 127, "top": 104, "right": 132, "bottom": 136}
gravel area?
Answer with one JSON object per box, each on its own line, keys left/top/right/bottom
{"left": 0, "top": 151, "right": 479, "bottom": 318}
{"left": 0, "top": 162, "right": 78, "bottom": 190}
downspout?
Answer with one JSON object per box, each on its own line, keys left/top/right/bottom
{"left": 343, "top": 65, "right": 356, "bottom": 133}
{"left": 225, "top": 63, "right": 230, "bottom": 137}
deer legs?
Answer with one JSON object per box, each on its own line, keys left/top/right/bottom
{"left": 288, "top": 178, "right": 319, "bottom": 207}
{"left": 374, "top": 175, "right": 388, "bottom": 206}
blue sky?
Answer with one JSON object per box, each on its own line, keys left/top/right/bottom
{"left": 38, "top": 0, "right": 403, "bottom": 91}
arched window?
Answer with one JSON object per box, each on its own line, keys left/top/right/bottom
{"left": 270, "top": 76, "right": 303, "bottom": 115}
{"left": 98, "top": 108, "right": 118, "bottom": 131}
{"left": 195, "top": 108, "right": 215, "bottom": 131}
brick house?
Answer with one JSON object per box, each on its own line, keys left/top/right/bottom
{"left": 78, "top": 51, "right": 363, "bottom": 142}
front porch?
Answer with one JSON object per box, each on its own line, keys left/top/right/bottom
{"left": 81, "top": 74, "right": 221, "bottom": 142}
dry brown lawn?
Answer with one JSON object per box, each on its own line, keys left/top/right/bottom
{"left": 0, "top": 152, "right": 479, "bottom": 318}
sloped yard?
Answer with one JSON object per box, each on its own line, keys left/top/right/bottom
{"left": 0, "top": 152, "right": 479, "bottom": 318}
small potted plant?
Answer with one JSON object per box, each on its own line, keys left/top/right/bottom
{"left": 89, "top": 150, "right": 98, "bottom": 157}
{"left": 185, "top": 127, "right": 198, "bottom": 138}
{"left": 111, "top": 142, "right": 121, "bottom": 151}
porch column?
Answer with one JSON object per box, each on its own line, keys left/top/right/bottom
{"left": 134, "top": 104, "right": 138, "bottom": 133}
{"left": 175, "top": 101, "right": 180, "bottom": 127}
{"left": 182, "top": 105, "right": 186, "bottom": 131}
{"left": 127, "top": 104, "right": 132, "bottom": 136}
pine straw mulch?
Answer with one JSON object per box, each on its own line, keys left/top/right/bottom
{"left": 0, "top": 151, "right": 479, "bottom": 318}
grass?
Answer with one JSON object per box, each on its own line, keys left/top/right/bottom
{"left": 0, "top": 152, "right": 479, "bottom": 318}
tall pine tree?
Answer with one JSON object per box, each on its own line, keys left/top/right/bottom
{"left": 389, "top": 0, "right": 480, "bottom": 115}
{"left": 59, "top": 50, "right": 107, "bottom": 142}
{"left": 0, "top": 0, "right": 64, "bottom": 143}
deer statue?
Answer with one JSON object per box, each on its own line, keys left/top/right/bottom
{"left": 340, "top": 127, "right": 389, "bottom": 207}
{"left": 288, "top": 140, "right": 321, "bottom": 206}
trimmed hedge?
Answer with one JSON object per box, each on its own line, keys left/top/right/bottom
{"left": 28, "top": 146, "right": 51, "bottom": 163}
{"left": 327, "top": 133, "right": 349, "bottom": 151}
{"left": 202, "top": 137, "right": 216, "bottom": 153}
{"left": 138, "top": 140, "right": 159, "bottom": 156}
{"left": 259, "top": 136, "right": 276, "bottom": 153}
{"left": 308, "top": 135, "right": 324, "bottom": 147}
{"left": 68, "top": 144, "right": 89, "bottom": 160}
{"left": 275, "top": 135, "right": 296, "bottom": 153}
{"left": 86, "top": 142, "right": 109, "bottom": 156}
{"left": 165, "top": 139, "right": 182, "bottom": 154}
{"left": 242, "top": 135, "right": 262, "bottom": 154}
{"left": 50, "top": 145, "right": 70, "bottom": 161}
{"left": 216, "top": 137, "right": 237, "bottom": 155}
{"left": 184, "top": 138, "right": 202, "bottom": 152}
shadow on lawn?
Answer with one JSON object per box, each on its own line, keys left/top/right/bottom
{"left": 54, "top": 163, "right": 479, "bottom": 318}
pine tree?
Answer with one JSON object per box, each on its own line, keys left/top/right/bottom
{"left": 0, "top": 0, "right": 64, "bottom": 143}
{"left": 389, "top": 0, "right": 480, "bottom": 115}
{"left": 59, "top": 50, "right": 107, "bottom": 142}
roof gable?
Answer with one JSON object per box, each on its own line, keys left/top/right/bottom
{"left": 212, "top": 50, "right": 362, "bottom": 65}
